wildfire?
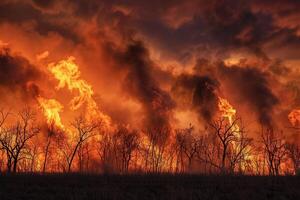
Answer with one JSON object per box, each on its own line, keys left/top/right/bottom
{"left": 48, "top": 57, "right": 111, "bottom": 125}
{"left": 288, "top": 109, "right": 300, "bottom": 127}
{"left": 37, "top": 96, "right": 64, "bottom": 129}
{"left": 218, "top": 97, "right": 236, "bottom": 124}
{"left": 218, "top": 96, "right": 252, "bottom": 170}
{"left": 48, "top": 57, "right": 94, "bottom": 111}
{"left": 217, "top": 96, "right": 240, "bottom": 139}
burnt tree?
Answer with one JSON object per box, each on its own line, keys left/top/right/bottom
{"left": 0, "top": 108, "right": 39, "bottom": 173}
{"left": 261, "top": 128, "right": 287, "bottom": 176}
{"left": 62, "top": 115, "right": 100, "bottom": 172}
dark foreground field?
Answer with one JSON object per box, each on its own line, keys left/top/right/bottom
{"left": 0, "top": 174, "right": 299, "bottom": 200}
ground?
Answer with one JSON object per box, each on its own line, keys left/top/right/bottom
{"left": 0, "top": 174, "right": 299, "bottom": 200}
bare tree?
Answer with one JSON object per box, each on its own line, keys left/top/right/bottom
{"left": 227, "top": 127, "right": 253, "bottom": 174}
{"left": 77, "top": 142, "right": 93, "bottom": 172}
{"left": 0, "top": 150, "right": 5, "bottom": 171}
{"left": 26, "top": 140, "right": 39, "bottom": 172}
{"left": 97, "top": 132, "right": 115, "bottom": 173}
{"left": 143, "top": 126, "right": 170, "bottom": 173}
{"left": 113, "top": 127, "right": 139, "bottom": 173}
{"left": 62, "top": 115, "right": 100, "bottom": 172}
{"left": 285, "top": 142, "right": 300, "bottom": 175}
{"left": 53, "top": 131, "right": 68, "bottom": 172}
{"left": 174, "top": 129, "right": 186, "bottom": 173}
{"left": 42, "top": 120, "right": 64, "bottom": 173}
{"left": 0, "top": 109, "right": 9, "bottom": 171}
{"left": 97, "top": 127, "right": 140, "bottom": 174}
{"left": 196, "top": 133, "right": 222, "bottom": 174}
{"left": 209, "top": 118, "right": 241, "bottom": 174}
{"left": 261, "top": 128, "right": 287, "bottom": 176}
{"left": 0, "top": 108, "right": 39, "bottom": 173}
{"left": 174, "top": 125, "right": 203, "bottom": 173}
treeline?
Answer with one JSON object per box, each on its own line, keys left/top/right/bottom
{"left": 0, "top": 107, "right": 299, "bottom": 175}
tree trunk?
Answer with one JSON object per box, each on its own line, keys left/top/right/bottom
{"left": 68, "top": 142, "right": 81, "bottom": 173}
{"left": 7, "top": 158, "right": 12, "bottom": 173}
{"left": 43, "top": 140, "right": 51, "bottom": 173}
{"left": 13, "top": 159, "right": 18, "bottom": 173}
{"left": 221, "top": 145, "right": 227, "bottom": 174}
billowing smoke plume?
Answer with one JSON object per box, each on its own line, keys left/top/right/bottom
{"left": 0, "top": 47, "right": 41, "bottom": 99}
{"left": 172, "top": 74, "right": 219, "bottom": 123}
{"left": 0, "top": 1, "right": 81, "bottom": 43}
{"left": 113, "top": 41, "right": 175, "bottom": 130}
{"left": 217, "top": 63, "right": 279, "bottom": 127}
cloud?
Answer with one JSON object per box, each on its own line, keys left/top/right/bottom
{"left": 217, "top": 62, "right": 279, "bottom": 127}
{"left": 109, "top": 40, "right": 175, "bottom": 130}
{"left": 0, "top": 1, "right": 81, "bottom": 43}
{"left": 172, "top": 74, "right": 219, "bottom": 123}
{"left": 0, "top": 47, "right": 42, "bottom": 99}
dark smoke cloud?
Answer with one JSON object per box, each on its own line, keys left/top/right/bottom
{"left": 1, "top": 0, "right": 298, "bottom": 60}
{"left": 112, "top": 41, "right": 175, "bottom": 130}
{"left": 121, "top": 0, "right": 268, "bottom": 60}
{"left": 32, "top": 0, "right": 58, "bottom": 9}
{"left": 0, "top": 1, "right": 81, "bottom": 43}
{"left": 217, "top": 63, "right": 279, "bottom": 127}
{"left": 103, "top": 0, "right": 298, "bottom": 61}
{"left": 171, "top": 74, "right": 219, "bottom": 123}
{"left": 0, "top": 47, "right": 41, "bottom": 99}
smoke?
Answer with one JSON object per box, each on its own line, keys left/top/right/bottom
{"left": 0, "top": 1, "right": 81, "bottom": 43}
{"left": 32, "top": 0, "right": 58, "bottom": 9}
{"left": 0, "top": 47, "right": 41, "bottom": 100}
{"left": 217, "top": 63, "right": 279, "bottom": 127}
{"left": 171, "top": 74, "right": 219, "bottom": 123}
{"left": 113, "top": 41, "right": 175, "bottom": 130}
{"left": 0, "top": 0, "right": 298, "bottom": 133}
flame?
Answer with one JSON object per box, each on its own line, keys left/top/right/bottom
{"left": 37, "top": 96, "right": 64, "bottom": 129}
{"left": 217, "top": 96, "right": 240, "bottom": 142}
{"left": 48, "top": 57, "right": 111, "bottom": 125}
{"left": 288, "top": 109, "right": 300, "bottom": 127}
{"left": 218, "top": 96, "right": 252, "bottom": 171}
{"left": 48, "top": 57, "right": 93, "bottom": 110}
{"left": 218, "top": 97, "right": 236, "bottom": 124}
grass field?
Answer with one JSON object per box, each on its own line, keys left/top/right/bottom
{"left": 0, "top": 174, "right": 299, "bottom": 200}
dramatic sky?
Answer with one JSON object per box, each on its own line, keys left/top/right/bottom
{"left": 0, "top": 0, "right": 299, "bottom": 137}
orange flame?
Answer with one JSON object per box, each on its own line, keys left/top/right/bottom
{"left": 48, "top": 57, "right": 93, "bottom": 110}
{"left": 48, "top": 57, "right": 111, "bottom": 126}
{"left": 218, "top": 97, "right": 236, "bottom": 124}
{"left": 37, "top": 96, "right": 64, "bottom": 129}
{"left": 218, "top": 96, "right": 240, "bottom": 140}
{"left": 288, "top": 109, "right": 300, "bottom": 127}
{"left": 218, "top": 96, "right": 252, "bottom": 170}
